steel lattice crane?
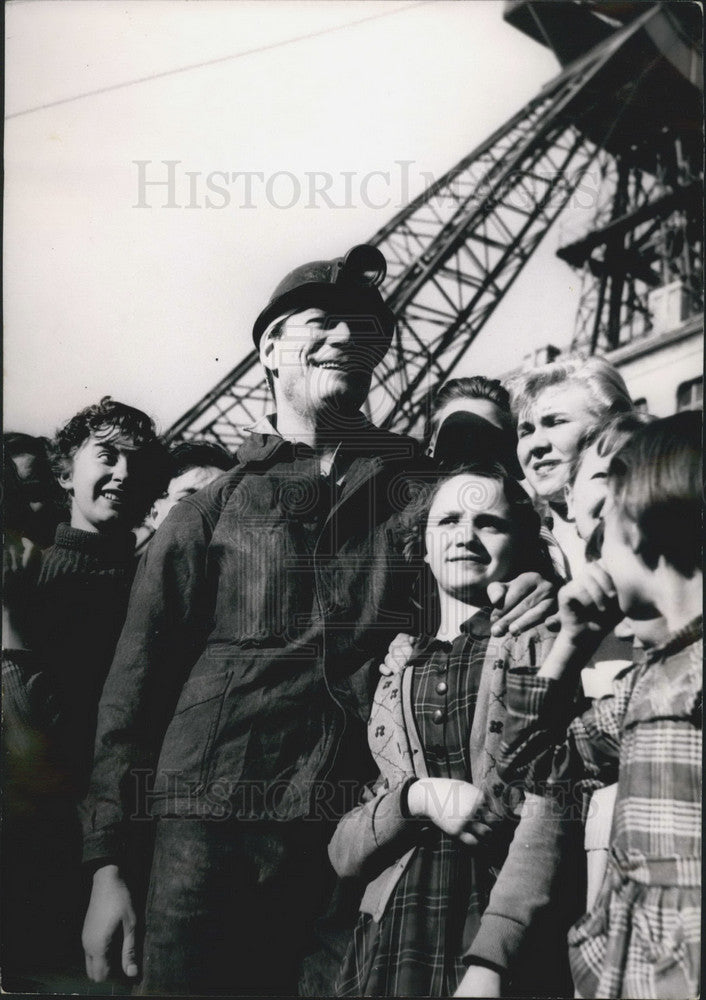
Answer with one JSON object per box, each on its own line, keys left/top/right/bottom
{"left": 166, "top": 1, "right": 702, "bottom": 448}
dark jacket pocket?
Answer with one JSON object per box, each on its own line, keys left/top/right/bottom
{"left": 157, "top": 671, "right": 232, "bottom": 788}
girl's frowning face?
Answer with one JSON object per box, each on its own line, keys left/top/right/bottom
{"left": 516, "top": 384, "right": 599, "bottom": 500}
{"left": 424, "top": 474, "right": 517, "bottom": 603}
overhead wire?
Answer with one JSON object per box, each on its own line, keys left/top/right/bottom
{"left": 6, "top": 1, "right": 430, "bottom": 121}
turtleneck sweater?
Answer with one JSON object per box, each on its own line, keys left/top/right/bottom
{"left": 8, "top": 522, "right": 137, "bottom": 794}
{"left": 1, "top": 524, "right": 138, "bottom": 980}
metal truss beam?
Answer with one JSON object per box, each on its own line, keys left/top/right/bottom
{"left": 166, "top": 7, "right": 691, "bottom": 447}
{"left": 568, "top": 145, "right": 703, "bottom": 355}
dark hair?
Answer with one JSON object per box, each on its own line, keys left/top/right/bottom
{"left": 168, "top": 441, "right": 234, "bottom": 479}
{"left": 569, "top": 410, "right": 656, "bottom": 483}
{"left": 401, "top": 462, "right": 557, "bottom": 631}
{"left": 4, "top": 432, "right": 51, "bottom": 462}
{"left": 51, "top": 396, "right": 171, "bottom": 520}
{"left": 4, "top": 433, "right": 57, "bottom": 495}
{"left": 4, "top": 432, "right": 66, "bottom": 543}
{"left": 584, "top": 520, "right": 604, "bottom": 564}
{"left": 607, "top": 410, "right": 702, "bottom": 576}
{"left": 429, "top": 377, "right": 513, "bottom": 439}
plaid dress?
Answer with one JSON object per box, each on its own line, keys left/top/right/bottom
{"left": 336, "top": 611, "right": 522, "bottom": 997}
{"left": 503, "top": 617, "right": 702, "bottom": 1000}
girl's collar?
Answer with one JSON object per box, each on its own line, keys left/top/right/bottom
{"left": 53, "top": 522, "right": 136, "bottom": 561}
{"left": 425, "top": 607, "right": 493, "bottom": 649}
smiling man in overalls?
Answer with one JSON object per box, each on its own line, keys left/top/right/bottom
{"left": 80, "top": 244, "right": 556, "bottom": 995}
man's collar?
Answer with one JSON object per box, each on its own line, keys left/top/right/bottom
{"left": 243, "top": 411, "right": 400, "bottom": 478}
{"left": 245, "top": 410, "right": 378, "bottom": 440}
{"left": 242, "top": 413, "right": 342, "bottom": 478}
{"left": 244, "top": 413, "right": 279, "bottom": 436}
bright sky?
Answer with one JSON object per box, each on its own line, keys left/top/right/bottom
{"left": 4, "top": 0, "right": 581, "bottom": 439}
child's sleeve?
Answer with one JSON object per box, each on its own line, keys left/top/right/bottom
{"left": 463, "top": 628, "right": 577, "bottom": 976}
{"left": 500, "top": 662, "right": 639, "bottom": 798}
{"left": 463, "top": 791, "right": 576, "bottom": 976}
{"left": 2, "top": 648, "right": 62, "bottom": 735}
{"left": 328, "top": 775, "right": 419, "bottom": 879}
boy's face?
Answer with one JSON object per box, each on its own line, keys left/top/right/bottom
{"left": 60, "top": 431, "right": 148, "bottom": 533}
{"left": 568, "top": 442, "right": 612, "bottom": 542}
{"left": 11, "top": 450, "right": 60, "bottom": 546}
{"left": 150, "top": 465, "right": 224, "bottom": 531}
{"left": 600, "top": 491, "right": 657, "bottom": 620}
{"left": 615, "top": 614, "right": 668, "bottom": 649}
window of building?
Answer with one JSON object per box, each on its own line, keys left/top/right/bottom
{"left": 676, "top": 377, "right": 703, "bottom": 412}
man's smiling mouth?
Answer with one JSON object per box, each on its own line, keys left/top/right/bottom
{"left": 311, "top": 358, "right": 355, "bottom": 371}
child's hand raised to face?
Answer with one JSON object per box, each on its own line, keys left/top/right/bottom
{"left": 538, "top": 563, "right": 623, "bottom": 682}
{"left": 557, "top": 562, "right": 623, "bottom": 651}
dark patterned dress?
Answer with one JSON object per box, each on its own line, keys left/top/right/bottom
{"left": 336, "top": 610, "right": 517, "bottom": 996}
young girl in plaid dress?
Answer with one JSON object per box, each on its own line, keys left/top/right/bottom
{"left": 329, "top": 465, "right": 578, "bottom": 997}
{"left": 501, "top": 411, "right": 702, "bottom": 999}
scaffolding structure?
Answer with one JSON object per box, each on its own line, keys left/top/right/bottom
{"left": 166, "top": 2, "right": 702, "bottom": 448}
{"left": 564, "top": 151, "right": 702, "bottom": 354}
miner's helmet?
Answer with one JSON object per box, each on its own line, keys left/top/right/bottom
{"left": 252, "top": 244, "right": 395, "bottom": 357}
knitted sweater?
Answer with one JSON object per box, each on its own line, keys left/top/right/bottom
{"left": 5, "top": 523, "right": 137, "bottom": 795}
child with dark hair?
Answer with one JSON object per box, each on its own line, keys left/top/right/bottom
{"left": 146, "top": 441, "right": 235, "bottom": 533}
{"left": 378, "top": 380, "right": 526, "bottom": 676}
{"left": 563, "top": 411, "right": 662, "bottom": 914}
{"left": 329, "top": 464, "right": 577, "bottom": 997}
{"left": 4, "top": 431, "right": 65, "bottom": 546}
{"left": 165, "top": 440, "right": 233, "bottom": 479}
{"left": 427, "top": 376, "right": 521, "bottom": 477}
{"left": 49, "top": 395, "right": 170, "bottom": 535}
{"left": 135, "top": 439, "right": 233, "bottom": 556}
{"left": 429, "top": 377, "right": 513, "bottom": 439}
{"left": 2, "top": 397, "right": 170, "bottom": 989}
{"left": 3, "top": 453, "right": 33, "bottom": 538}
{"left": 500, "top": 411, "right": 702, "bottom": 999}
{"left": 566, "top": 411, "right": 656, "bottom": 543}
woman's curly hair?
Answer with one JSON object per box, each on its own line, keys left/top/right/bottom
{"left": 50, "top": 396, "right": 171, "bottom": 518}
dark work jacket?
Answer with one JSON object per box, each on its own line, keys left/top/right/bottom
{"left": 82, "top": 421, "right": 433, "bottom": 865}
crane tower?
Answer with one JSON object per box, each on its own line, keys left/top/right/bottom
{"left": 167, "top": 1, "right": 702, "bottom": 447}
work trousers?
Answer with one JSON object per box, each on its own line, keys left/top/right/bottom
{"left": 136, "top": 816, "right": 330, "bottom": 996}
